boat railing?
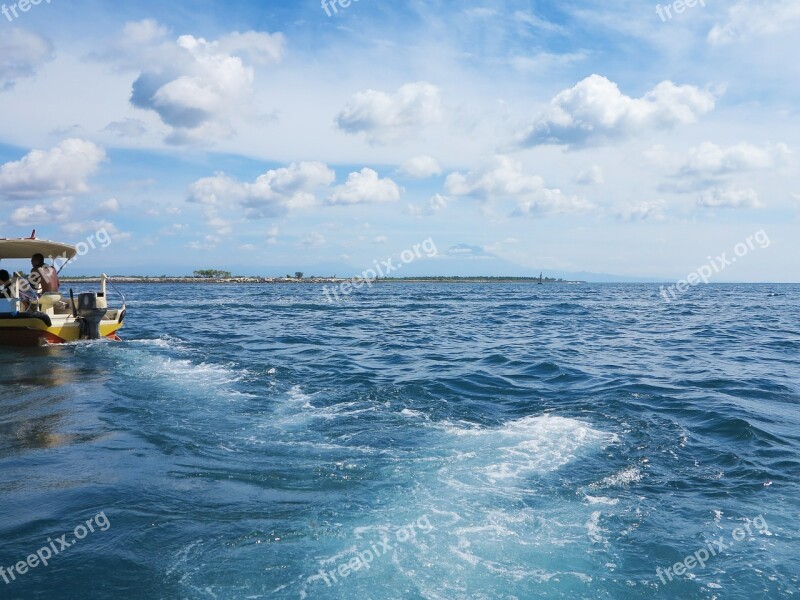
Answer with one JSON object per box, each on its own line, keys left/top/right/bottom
{"left": 101, "top": 274, "right": 126, "bottom": 310}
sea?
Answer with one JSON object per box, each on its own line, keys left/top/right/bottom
{"left": 1, "top": 282, "right": 798, "bottom": 600}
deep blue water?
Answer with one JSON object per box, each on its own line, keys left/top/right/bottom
{"left": 1, "top": 283, "right": 799, "bottom": 599}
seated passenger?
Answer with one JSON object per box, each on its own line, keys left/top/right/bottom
{"left": 0, "top": 270, "right": 12, "bottom": 299}
{"left": 30, "top": 253, "right": 60, "bottom": 294}
{"left": 0, "top": 269, "right": 38, "bottom": 310}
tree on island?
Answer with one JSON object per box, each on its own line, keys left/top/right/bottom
{"left": 193, "top": 269, "right": 232, "bottom": 279}
{"left": 295, "top": 272, "right": 304, "bottom": 279}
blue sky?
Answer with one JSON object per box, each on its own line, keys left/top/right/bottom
{"left": 0, "top": 0, "right": 798, "bottom": 280}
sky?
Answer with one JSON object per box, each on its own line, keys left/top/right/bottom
{"left": 0, "top": 0, "right": 798, "bottom": 280}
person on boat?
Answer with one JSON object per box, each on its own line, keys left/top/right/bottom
{"left": 0, "top": 269, "right": 38, "bottom": 309}
{"left": 0, "top": 270, "right": 11, "bottom": 299}
{"left": 30, "top": 253, "right": 60, "bottom": 294}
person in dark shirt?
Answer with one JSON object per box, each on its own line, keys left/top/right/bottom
{"left": 0, "top": 269, "right": 38, "bottom": 309}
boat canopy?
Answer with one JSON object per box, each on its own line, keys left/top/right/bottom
{"left": 0, "top": 238, "right": 78, "bottom": 261}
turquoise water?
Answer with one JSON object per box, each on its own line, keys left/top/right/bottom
{"left": 1, "top": 283, "right": 799, "bottom": 599}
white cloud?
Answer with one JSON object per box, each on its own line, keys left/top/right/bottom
{"left": 513, "top": 188, "right": 593, "bottom": 217}
{"left": 615, "top": 199, "right": 665, "bottom": 221}
{"left": 301, "top": 232, "right": 326, "bottom": 248}
{"left": 510, "top": 52, "right": 586, "bottom": 73}
{"left": 11, "top": 200, "right": 71, "bottom": 227}
{"left": 400, "top": 155, "right": 442, "bottom": 179}
{"left": 446, "top": 156, "right": 544, "bottom": 200}
{"left": 519, "top": 75, "right": 716, "bottom": 148}
{"left": 335, "top": 82, "right": 442, "bottom": 144}
{"left": 99, "top": 198, "right": 120, "bottom": 213}
{"left": 187, "top": 235, "right": 220, "bottom": 251}
{"left": 61, "top": 219, "right": 131, "bottom": 241}
{"left": 513, "top": 10, "right": 565, "bottom": 33}
{"left": 206, "top": 212, "right": 233, "bottom": 236}
{"left": 188, "top": 162, "right": 335, "bottom": 218}
{"left": 373, "top": 235, "right": 389, "bottom": 243}
{"left": 407, "top": 193, "right": 448, "bottom": 216}
{"left": 697, "top": 187, "right": 762, "bottom": 209}
{"left": 677, "top": 142, "right": 790, "bottom": 177}
{"left": 709, "top": 0, "right": 800, "bottom": 45}
{"left": 0, "top": 29, "right": 53, "bottom": 90}
{"left": 102, "top": 119, "right": 148, "bottom": 138}
{"left": 119, "top": 20, "right": 286, "bottom": 144}
{"left": 573, "top": 165, "right": 605, "bottom": 186}
{"left": 0, "top": 139, "right": 106, "bottom": 200}
{"left": 327, "top": 169, "right": 401, "bottom": 205}
{"left": 216, "top": 31, "right": 286, "bottom": 65}
{"left": 445, "top": 156, "right": 591, "bottom": 216}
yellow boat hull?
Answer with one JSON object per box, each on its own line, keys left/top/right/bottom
{"left": 0, "top": 316, "right": 123, "bottom": 346}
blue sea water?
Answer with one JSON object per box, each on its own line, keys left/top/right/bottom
{"left": 1, "top": 283, "right": 799, "bottom": 600}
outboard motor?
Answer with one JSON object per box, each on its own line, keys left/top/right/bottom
{"left": 77, "top": 292, "right": 107, "bottom": 340}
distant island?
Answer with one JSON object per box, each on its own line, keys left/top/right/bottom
{"left": 61, "top": 274, "right": 584, "bottom": 284}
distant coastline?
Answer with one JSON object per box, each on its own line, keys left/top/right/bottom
{"left": 60, "top": 276, "right": 585, "bottom": 285}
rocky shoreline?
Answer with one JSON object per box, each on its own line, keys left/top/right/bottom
{"left": 61, "top": 276, "right": 583, "bottom": 284}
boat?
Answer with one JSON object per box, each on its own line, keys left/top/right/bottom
{"left": 0, "top": 236, "right": 126, "bottom": 346}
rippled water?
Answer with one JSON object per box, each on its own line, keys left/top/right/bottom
{"left": 1, "top": 283, "right": 799, "bottom": 599}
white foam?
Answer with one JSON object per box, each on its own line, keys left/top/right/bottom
{"left": 438, "top": 415, "right": 617, "bottom": 484}
{"left": 591, "top": 466, "right": 643, "bottom": 489}
{"left": 585, "top": 495, "right": 620, "bottom": 505}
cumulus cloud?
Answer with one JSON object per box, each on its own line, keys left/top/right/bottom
{"left": 61, "top": 219, "right": 131, "bottom": 241}
{"left": 400, "top": 155, "right": 442, "bottom": 179}
{"left": 697, "top": 187, "right": 762, "bottom": 209}
{"left": 661, "top": 142, "right": 790, "bottom": 194}
{"left": 573, "top": 165, "right": 605, "bottom": 186}
{"left": 676, "top": 142, "right": 790, "bottom": 177}
{"left": 116, "top": 20, "right": 286, "bottom": 144}
{"left": 615, "top": 199, "right": 665, "bottom": 221}
{"left": 0, "top": 29, "right": 53, "bottom": 90}
{"left": 216, "top": 31, "right": 286, "bottom": 64}
{"left": 513, "top": 189, "right": 593, "bottom": 217}
{"left": 186, "top": 235, "right": 220, "bottom": 251}
{"left": 709, "top": 0, "right": 800, "bottom": 44}
{"left": 0, "top": 139, "right": 106, "bottom": 200}
{"left": 102, "top": 118, "right": 148, "bottom": 138}
{"left": 98, "top": 198, "right": 120, "bottom": 213}
{"left": 301, "top": 232, "right": 326, "bottom": 248}
{"left": 445, "top": 155, "right": 591, "bottom": 216}
{"left": 327, "top": 168, "right": 401, "bottom": 205}
{"left": 518, "top": 75, "right": 716, "bottom": 148}
{"left": 335, "top": 82, "right": 442, "bottom": 144}
{"left": 187, "top": 162, "right": 335, "bottom": 218}
{"left": 11, "top": 200, "right": 71, "bottom": 227}
{"left": 407, "top": 193, "right": 448, "bottom": 216}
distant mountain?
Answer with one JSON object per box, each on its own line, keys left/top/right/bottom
{"left": 71, "top": 245, "right": 662, "bottom": 282}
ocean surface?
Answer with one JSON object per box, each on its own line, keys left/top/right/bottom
{"left": 1, "top": 282, "right": 798, "bottom": 600}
